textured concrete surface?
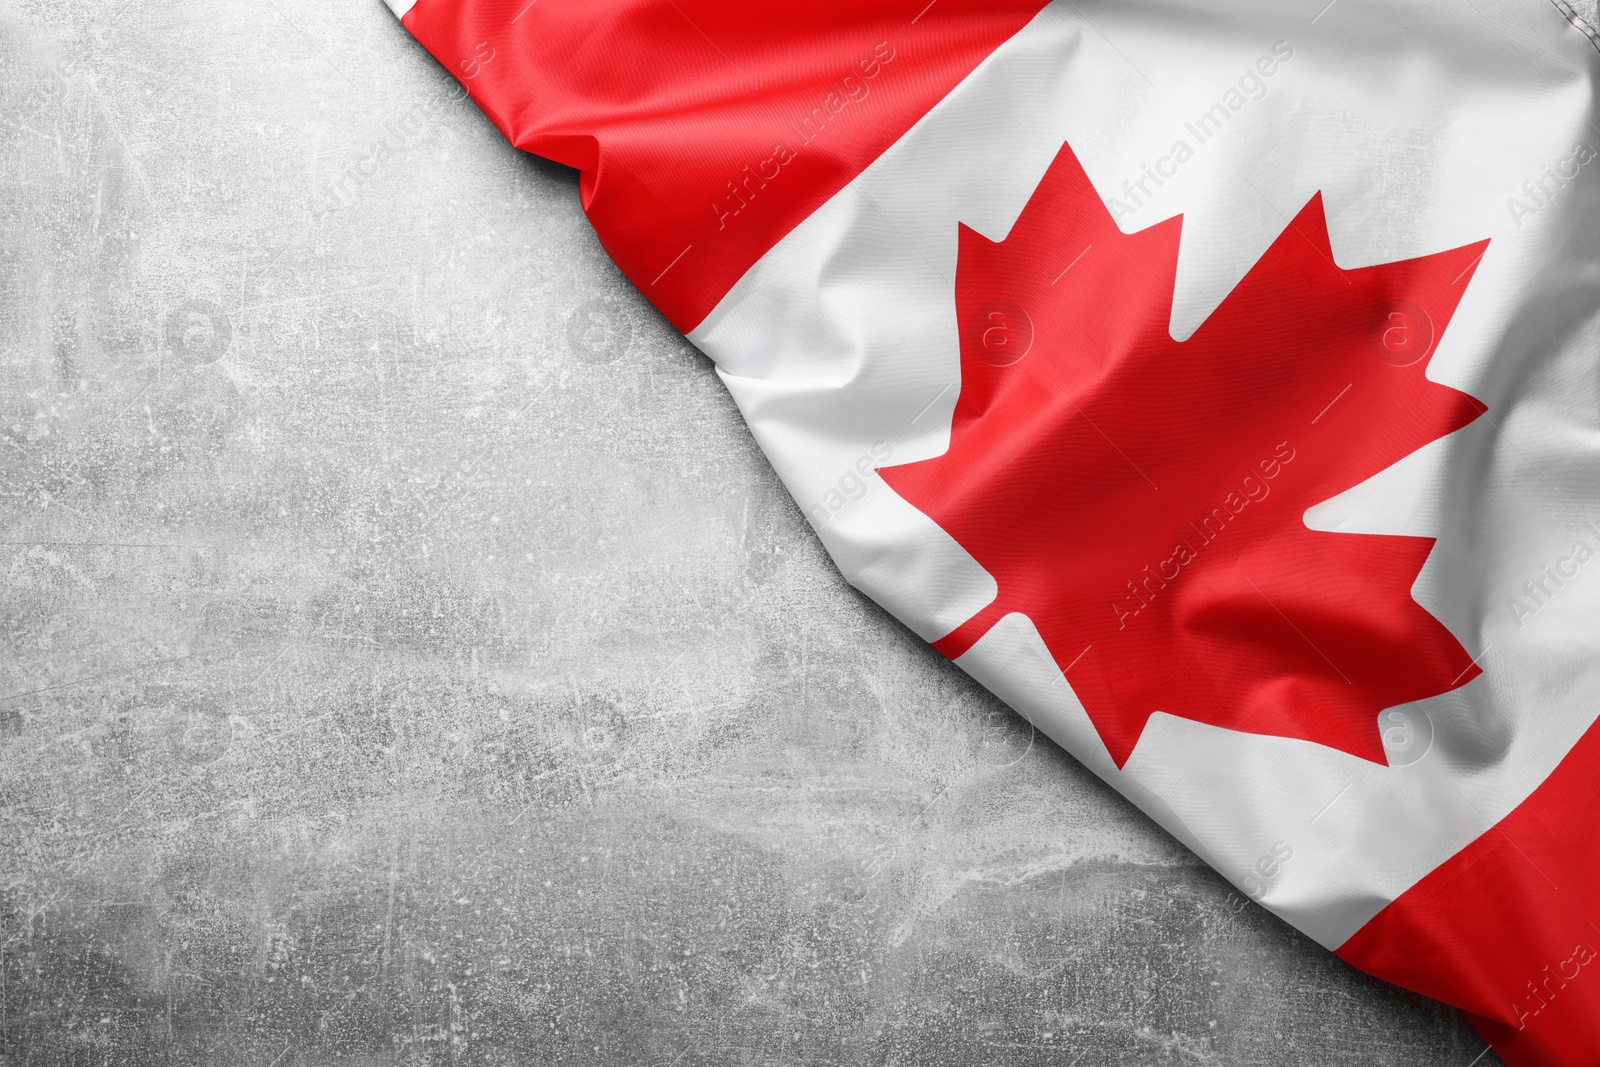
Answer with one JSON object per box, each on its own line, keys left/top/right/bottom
{"left": 0, "top": 1, "right": 1513, "bottom": 1064}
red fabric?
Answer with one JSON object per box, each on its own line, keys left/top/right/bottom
{"left": 888, "top": 143, "right": 1486, "bottom": 768}
{"left": 401, "top": 0, "right": 1048, "bottom": 332}
{"left": 1337, "top": 716, "right": 1600, "bottom": 1066}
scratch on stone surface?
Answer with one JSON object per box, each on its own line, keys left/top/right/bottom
{"left": 6, "top": 651, "right": 202, "bottom": 707}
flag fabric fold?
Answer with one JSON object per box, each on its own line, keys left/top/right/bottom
{"left": 385, "top": 1, "right": 1600, "bottom": 1061}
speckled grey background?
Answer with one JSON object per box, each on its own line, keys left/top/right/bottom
{"left": 0, "top": 1, "right": 1540, "bottom": 1063}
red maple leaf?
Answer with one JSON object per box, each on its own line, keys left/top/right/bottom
{"left": 881, "top": 144, "right": 1488, "bottom": 768}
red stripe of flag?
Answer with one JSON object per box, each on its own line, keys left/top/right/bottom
{"left": 1337, "top": 715, "right": 1600, "bottom": 1065}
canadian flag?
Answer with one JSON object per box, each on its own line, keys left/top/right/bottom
{"left": 385, "top": 0, "right": 1600, "bottom": 1061}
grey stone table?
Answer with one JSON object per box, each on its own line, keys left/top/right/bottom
{"left": 0, "top": 1, "right": 1507, "bottom": 1063}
